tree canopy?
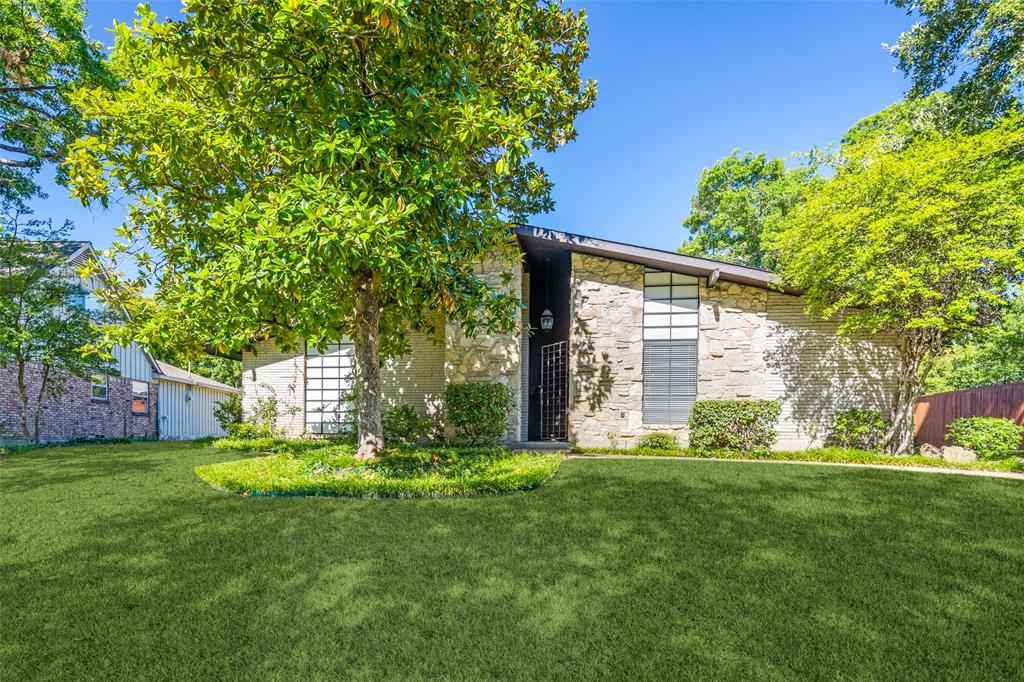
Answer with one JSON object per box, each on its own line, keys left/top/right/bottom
{"left": 766, "top": 108, "right": 1024, "bottom": 453}
{"left": 66, "top": 0, "right": 596, "bottom": 455}
{"left": 679, "top": 150, "right": 820, "bottom": 270}
{"left": 0, "top": 0, "right": 111, "bottom": 198}
{"left": 887, "top": 0, "right": 1023, "bottom": 120}
{"left": 926, "top": 296, "right": 1024, "bottom": 393}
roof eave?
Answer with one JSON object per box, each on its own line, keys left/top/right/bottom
{"left": 152, "top": 372, "right": 240, "bottom": 394}
{"left": 514, "top": 225, "right": 800, "bottom": 294}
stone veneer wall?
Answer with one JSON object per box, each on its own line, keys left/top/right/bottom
{"left": 519, "top": 272, "right": 531, "bottom": 442}
{"left": 568, "top": 253, "right": 900, "bottom": 449}
{"left": 567, "top": 253, "right": 648, "bottom": 448}
{"left": 444, "top": 251, "right": 524, "bottom": 441}
{"left": 698, "top": 282, "right": 768, "bottom": 399}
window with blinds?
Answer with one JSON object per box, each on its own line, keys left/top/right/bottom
{"left": 642, "top": 269, "right": 699, "bottom": 424}
{"left": 305, "top": 341, "right": 355, "bottom": 435}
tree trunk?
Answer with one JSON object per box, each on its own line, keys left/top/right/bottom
{"left": 16, "top": 360, "right": 30, "bottom": 442}
{"left": 884, "top": 333, "right": 928, "bottom": 456}
{"left": 33, "top": 364, "right": 50, "bottom": 446}
{"left": 353, "top": 270, "right": 384, "bottom": 459}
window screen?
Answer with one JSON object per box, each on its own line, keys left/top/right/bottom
{"left": 642, "top": 269, "right": 699, "bottom": 424}
{"left": 305, "top": 341, "right": 355, "bottom": 434}
{"left": 131, "top": 381, "right": 149, "bottom": 414}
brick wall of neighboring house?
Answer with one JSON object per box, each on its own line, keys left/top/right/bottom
{"left": 0, "top": 361, "right": 158, "bottom": 444}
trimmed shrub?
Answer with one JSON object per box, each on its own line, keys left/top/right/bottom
{"left": 827, "top": 407, "right": 887, "bottom": 451}
{"left": 688, "top": 400, "right": 781, "bottom": 455}
{"left": 444, "top": 382, "right": 514, "bottom": 446}
{"left": 946, "top": 417, "right": 1024, "bottom": 460}
{"left": 637, "top": 432, "right": 679, "bottom": 450}
{"left": 383, "top": 405, "right": 431, "bottom": 445}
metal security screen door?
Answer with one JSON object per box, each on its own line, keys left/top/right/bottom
{"left": 540, "top": 341, "right": 568, "bottom": 440}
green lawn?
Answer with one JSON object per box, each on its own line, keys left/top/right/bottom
{"left": 3, "top": 442, "right": 1023, "bottom": 680}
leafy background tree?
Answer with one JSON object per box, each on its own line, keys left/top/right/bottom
{"left": 1, "top": 0, "right": 116, "bottom": 443}
{"left": 926, "top": 297, "right": 1024, "bottom": 393}
{"left": 67, "top": 0, "right": 596, "bottom": 457}
{"left": 0, "top": 215, "right": 113, "bottom": 443}
{"left": 886, "top": 0, "right": 1023, "bottom": 121}
{"left": 155, "top": 351, "right": 242, "bottom": 388}
{"left": 678, "top": 150, "right": 820, "bottom": 270}
{"left": 1, "top": 0, "right": 111, "bottom": 194}
{"left": 682, "top": 3, "right": 1024, "bottom": 452}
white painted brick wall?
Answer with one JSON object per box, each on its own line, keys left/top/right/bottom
{"left": 764, "top": 291, "right": 899, "bottom": 449}
{"left": 243, "top": 331, "right": 447, "bottom": 438}
{"left": 241, "top": 341, "right": 306, "bottom": 437}
{"left": 381, "top": 329, "right": 446, "bottom": 430}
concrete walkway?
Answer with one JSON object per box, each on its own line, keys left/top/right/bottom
{"left": 567, "top": 453, "right": 1024, "bottom": 481}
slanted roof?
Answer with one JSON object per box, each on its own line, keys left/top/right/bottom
{"left": 514, "top": 225, "right": 790, "bottom": 291}
{"left": 152, "top": 359, "right": 240, "bottom": 394}
{"left": 49, "top": 240, "right": 92, "bottom": 261}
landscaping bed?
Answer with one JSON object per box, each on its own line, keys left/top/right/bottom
{"left": 196, "top": 438, "right": 562, "bottom": 497}
{"left": 569, "top": 444, "right": 1024, "bottom": 473}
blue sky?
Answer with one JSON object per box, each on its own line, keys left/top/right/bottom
{"left": 31, "top": 0, "right": 915, "bottom": 252}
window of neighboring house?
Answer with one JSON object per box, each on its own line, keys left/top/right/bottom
{"left": 305, "top": 341, "right": 355, "bottom": 434}
{"left": 131, "top": 381, "right": 149, "bottom": 414}
{"left": 642, "top": 268, "right": 699, "bottom": 424}
{"left": 91, "top": 375, "right": 108, "bottom": 401}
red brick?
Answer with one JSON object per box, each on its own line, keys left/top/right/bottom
{"left": 0, "top": 361, "right": 158, "bottom": 444}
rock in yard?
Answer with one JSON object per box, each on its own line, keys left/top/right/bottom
{"left": 940, "top": 445, "right": 977, "bottom": 464}
{"left": 919, "top": 443, "right": 942, "bottom": 459}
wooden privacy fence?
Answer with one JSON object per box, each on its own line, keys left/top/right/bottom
{"left": 915, "top": 382, "right": 1024, "bottom": 448}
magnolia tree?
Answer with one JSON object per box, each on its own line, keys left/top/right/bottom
{"left": 767, "top": 108, "right": 1024, "bottom": 455}
{"left": 67, "top": 0, "right": 596, "bottom": 457}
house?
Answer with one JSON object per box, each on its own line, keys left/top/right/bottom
{"left": 0, "top": 241, "right": 238, "bottom": 444}
{"left": 241, "top": 226, "right": 899, "bottom": 449}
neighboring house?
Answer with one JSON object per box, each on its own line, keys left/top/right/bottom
{"left": 0, "top": 241, "right": 238, "bottom": 444}
{"left": 241, "top": 227, "right": 900, "bottom": 450}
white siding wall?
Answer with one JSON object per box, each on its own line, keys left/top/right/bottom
{"left": 242, "top": 341, "right": 306, "bottom": 437}
{"left": 111, "top": 342, "right": 153, "bottom": 382}
{"left": 158, "top": 382, "right": 234, "bottom": 440}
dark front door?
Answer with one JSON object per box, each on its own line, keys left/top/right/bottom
{"left": 539, "top": 341, "right": 568, "bottom": 441}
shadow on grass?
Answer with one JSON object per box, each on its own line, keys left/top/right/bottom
{"left": 2, "top": 445, "right": 1023, "bottom": 679}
